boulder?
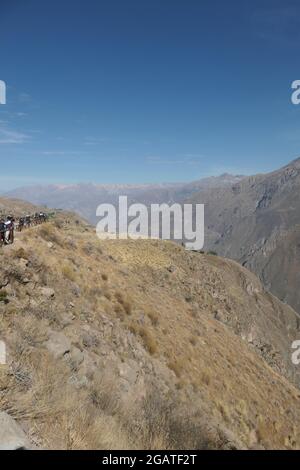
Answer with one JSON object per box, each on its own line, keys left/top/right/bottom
{"left": 18, "top": 258, "right": 29, "bottom": 269}
{"left": 0, "top": 412, "right": 30, "bottom": 450}
{"left": 59, "top": 311, "right": 75, "bottom": 327}
{"left": 39, "top": 287, "right": 55, "bottom": 299}
{"left": 45, "top": 331, "right": 71, "bottom": 359}
{"left": 69, "top": 347, "right": 84, "bottom": 369}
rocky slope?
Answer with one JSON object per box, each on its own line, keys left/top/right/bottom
{"left": 0, "top": 197, "right": 45, "bottom": 218}
{"left": 188, "top": 157, "right": 300, "bottom": 314}
{"left": 0, "top": 198, "right": 300, "bottom": 450}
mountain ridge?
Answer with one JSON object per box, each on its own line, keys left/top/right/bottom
{"left": 186, "top": 157, "right": 300, "bottom": 313}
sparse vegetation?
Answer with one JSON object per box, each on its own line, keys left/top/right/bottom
{"left": 167, "top": 360, "right": 183, "bottom": 378}
{"left": 115, "top": 291, "right": 133, "bottom": 315}
{"left": 146, "top": 309, "right": 159, "bottom": 326}
{"left": 138, "top": 327, "right": 158, "bottom": 355}
{"left": 0, "top": 289, "right": 8, "bottom": 302}
{"left": 38, "top": 224, "right": 62, "bottom": 246}
{"left": 0, "top": 202, "right": 299, "bottom": 450}
{"left": 61, "top": 263, "right": 77, "bottom": 282}
{"left": 13, "top": 247, "right": 27, "bottom": 259}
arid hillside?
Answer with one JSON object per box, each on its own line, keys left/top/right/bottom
{"left": 0, "top": 197, "right": 45, "bottom": 217}
{"left": 187, "top": 158, "right": 300, "bottom": 314}
{"left": 7, "top": 159, "right": 300, "bottom": 318}
{"left": 0, "top": 199, "right": 300, "bottom": 450}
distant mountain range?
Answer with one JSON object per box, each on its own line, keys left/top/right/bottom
{"left": 5, "top": 173, "right": 244, "bottom": 225}
{"left": 6, "top": 158, "right": 300, "bottom": 314}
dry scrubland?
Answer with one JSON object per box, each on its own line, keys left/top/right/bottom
{"left": 0, "top": 208, "right": 300, "bottom": 449}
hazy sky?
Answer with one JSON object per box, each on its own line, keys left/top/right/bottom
{"left": 1, "top": 0, "right": 300, "bottom": 189}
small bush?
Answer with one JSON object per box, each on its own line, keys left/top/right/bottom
{"left": 115, "top": 291, "right": 124, "bottom": 304}
{"left": 0, "top": 290, "right": 8, "bottom": 302}
{"left": 123, "top": 301, "right": 132, "bottom": 315}
{"left": 167, "top": 360, "right": 183, "bottom": 378}
{"left": 13, "top": 247, "right": 27, "bottom": 259}
{"left": 147, "top": 310, "right": 159, "bottom": 326}
{"left": 103, "top": 288, "right": 112, "bottom": 301}
{"left": 128, "top": 323, "right": 138, "bottom": 335}
{"left": 82, "top": 242, "right": 95, "bottom": 256}
{"left": 139, "top": 327, "right": 157, "bottom": 355}
{"left": 115, "top": 291, "right": 132, "bottom": 315}
{"left": 89, "top": 373, "right": 119, "bottom": 416}
{"left": 114, "top": 303, "right": 125, "bottom": 321}
{"left": 61, "top": 264, "right": 77, "bottom": 282}
{"left": 201, "top": 371, "right": 211, "bottom": 386}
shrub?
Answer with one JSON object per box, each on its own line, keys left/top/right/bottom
{"left": 167, "top": 360, "right": 183, "bottom": 378}
{"left": 125, "top": 385, "right": 222, "bottom": 449}
{"left": 115, "top": 291, "right": 124, "bottom": 304}
{"left": 123, "top": 301, "right": 132, "bottom": 315}
{"left": 103, "top": 288, "right": 112, "bottom": 301}
{"left": 0, "top": 290, "right": 8, "bottom": 302}
{"left": 146, "top": 309, "right": 159, "bottom": 326}
{"left": 115, "top": 291, "right": 132, "bottom": 315}
{"left": 114, "top": 303, "right": 125, "bottom": 321}
{"left": 139, "top": 327, "right": 157, "bottom": 355}
{"left": 127, "top": 323, "right": 138, "bottom": 336}
{"left": 39, "top": 224, "right": 62, "bottom": 246}
{"left": 61, "top": 264, "right": 77, "bottom": 282}
{"left": 13, "top": 247, "right": 27, "bottom": 259}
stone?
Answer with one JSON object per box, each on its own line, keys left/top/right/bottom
{"left": 18, "top": 258, "right": 29, "bottom": 269}
{"left": 118, "top": 361, "right": 138, "bottom": 386}
{"left": 45, "top": 331, "right": 71, "bottom": 359}
{"left": 39, "top": 287, "right": 55, "bottom": 299}
{"left": 60, "top": 312, "right": 75, "bottom": 327}
{"left": 0, "top": 412, "right": 30, "bottom": 450}
{"left": 70, "top": 347, "right": 84, "bottom": 368}
{"left": 167, "top": 265, "right": 176, "bottom": 273}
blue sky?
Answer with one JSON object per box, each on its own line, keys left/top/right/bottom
{"left": 1, "top": 0, "right": 300, "bottom": 190}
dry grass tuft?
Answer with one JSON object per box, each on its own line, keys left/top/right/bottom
{"left": 138, "top": 327, "right": 158, "bottom": 355}
{"left": 61, "top": 264, "right": 77, "bottom": 282}
{"left": 38, "top": 224, "right": 63, "bottom": 246}
{"left": 146, "top": 309, "right": 159, "bottom": 326}
{"left": 167, "top": 359, "right": 184, "bottom": 378}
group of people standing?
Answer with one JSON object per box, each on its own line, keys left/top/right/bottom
{"left": 0, "top": 212, "right": 49, "bottom": 246}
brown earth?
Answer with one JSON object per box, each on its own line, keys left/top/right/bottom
{"left": 0, "top": 199, "right": 299, "bottom": 449}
